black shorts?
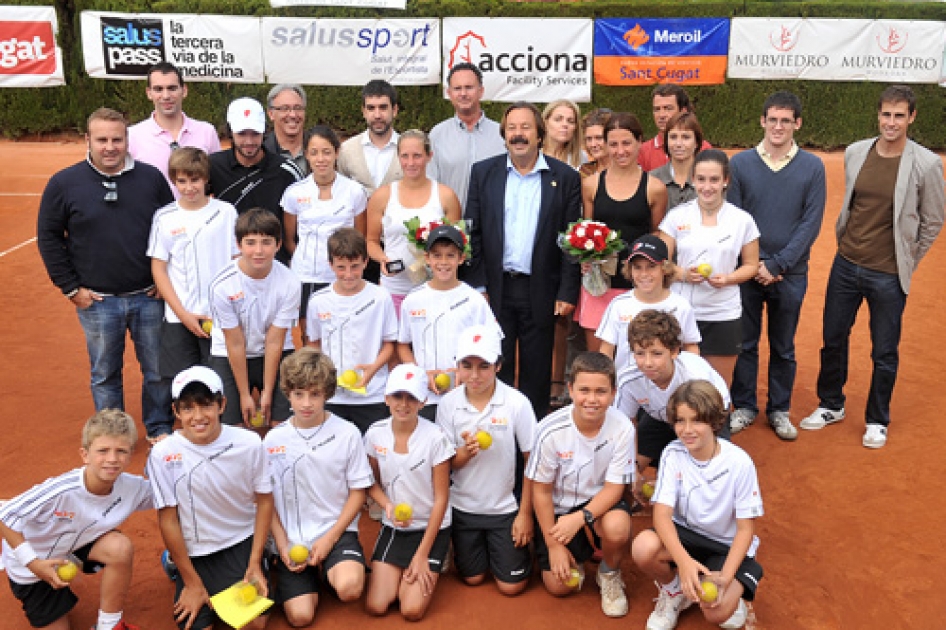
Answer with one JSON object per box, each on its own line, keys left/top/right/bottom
{"left": 326, "top": 402, "right": 390, "bottom": 435}
{"left": 371, "top": 526, "right": 451, "bottom": 573}
{"left": 8, "top": 540, "right": 101, "bottom": 627}
{"left": 696, "top": 318, "right": 742, "bottom": 356}
{"left": 270, "top": 531, "right": 365, "bottom": 603}
{"left": 534, "top": 499, "right": 633, "bottom": 571}
{"left": 451, "top": 509, "right": 531, "bottom": 584}
{"left": 160, "top": 320, "right": 211, "bottom": 379}
{"left": 670, "top": 523, "right": 763, "bottom": 601}
{"left": 300, "top": 282, "right": 330, "bottom": 321}
{"left": 208, "top": 353, "right": 292, "bottom": 426}
{"left": 173, "top": 536, "right": 266, "bottom": 630}
{"left": 638, "top": 412, "right": 731, "bottom": 464}
{"left": 419, "top": 404, "right": 438, "bottom": 422}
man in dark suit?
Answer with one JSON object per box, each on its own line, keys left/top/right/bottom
{"left": 465, "top": 101, "right": 581, "bottom": 417}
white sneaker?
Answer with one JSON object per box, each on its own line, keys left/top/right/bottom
{"left": 729, "top": 409, "right": 757, "bottom": 434}
{"left": 799, "top": 407, "right": 845, "bottom": 430}
{"left": 768, "top": 411, "right": 798, "bottom": 441}
{"left": 596, "top": 569, "right": 628, "bottom": 617}
{"left": 646, "top": 582, "right": 693, "bottom": 630}
{"left": 719, "top": 599, "right": 747, "bottom": 629}
{"left": 862, "top": 424, "right": 888, "bottom": 449}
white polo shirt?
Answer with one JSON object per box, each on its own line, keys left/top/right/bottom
{"left": 364, "top": 418, "right": 455, "bottom": 532}
{"left": 209, "top": 259, "right": 301, "bottom": 358}
{"left": 525, "top": 406, "right": 636, "bottom": 515}
{"left": 265, "top": 414, "right": 374, "bottom": 546}
{"left": 654, "top": 439, "right": 763, "bottom": 556}
{"left": 436, "top": 380, "right": 536, "bottom": 515}
{"left": 307, "top": 282, "right": 398, "bottom": 405}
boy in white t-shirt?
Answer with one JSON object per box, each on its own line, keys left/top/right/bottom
{"left": 208, "top": 208, "right": 301, "bottom": 427}
{"left": 147, "top": 366, "right": 274, "bottom": 630}
{"left": 398, "top": 224, "right": 499, "bottom": 420}
{"left": 526, "top": 352, "right": 635, "bottom": 618}
{"left": 632, "top": 380, "right": 763, "bottom": 630}
{"left": 265, "top": 348, "right": 374, "bottom": 626}
{"left": 147, "top": 147, "right": 239, "bottom": 442}
{"left": 0, "top": 410, "right": 153, "bottom": 630}
{"left": 306, "top": 228, "right": 397, "bottom": 434}
{"left": 435, "top": 325, "right": 536, "bottom": 596}
{"left": 615, "top": 309, "right": 731, "bottom": 491}
{"left": 364, "top": 363, "right": 455, "bottom": 621}
{"left": 596, "top": 234, "right": 701, "bottom": 371}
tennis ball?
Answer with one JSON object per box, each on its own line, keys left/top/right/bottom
{"left": 340, "top": 370, "right": 359, "bottom": 387}
{"left": 201, "top": 320, "right": 213, "bottom": 334}
{"left": 289, "top": 544, "right": 309, "bottom": 565}
{"left": 564, "top": 567, "right": 581, "bottom": 589}
{"left": 434, "top": 373, "right": 451, "bottom": 391}
{"left": 642, "top": 481, "right": 655, "bottom": 500}
{"left": 475, "top": 430, "right": 493, "bottom": 450}
{"left": 697, "top": 263, "right": 713, "bottom": 278}
{"left": 393, "top": 503, "right": 413, "bottom": 522}
{"left": 250, "top": 411, "right": 265, "bottom": 428}
{"left": 700, "top": 579, "right": 718, "bottom": 603}
{"left": 238, "top": 582, "right": 258, "bottom": 605}
{"left": 56, "top": 561, "right": 78, "bottom": 582}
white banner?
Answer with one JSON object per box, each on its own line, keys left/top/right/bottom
{"left": 270, "top": 0, "right": 406, "bottom": 9}
{"left": 0, "top": 5, "right": 64, "bottom": 87}
{"left": 729, "top": 18, "right": 945, "bottom": 83}
{"left": 441, "top": 18, "right": 593, "bottom": 103}
{"left": 262, "top": 18, "right": 439, "bottom": 85}
{"left": 80, "top": 11, "right": 264, "bottom": 82}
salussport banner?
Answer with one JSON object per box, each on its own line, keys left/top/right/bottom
{"left": 441, "top": 18, "right": 593, "bottom": 103}
{"left": 262, "top": 18, "right": 439, "bottom": 85}
{"left": 594, "top": 18, "right": 729, "bottom": 86}
{"left": 729, "top": 18, "right": 945, "bottom": 83}
{"left": 0, "top": 5, "right": 65, "bottom": 87}
{"left": 81, "top": 11, "right": 264, "bottom": 82}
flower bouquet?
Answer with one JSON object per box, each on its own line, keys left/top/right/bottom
{"left": 558, "top": 219, "right": 624, "bottom": 297}
{"left": 403, "top": 217, "right": 471, "bottom": 283}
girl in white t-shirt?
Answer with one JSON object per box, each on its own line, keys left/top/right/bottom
{"left": 632, "top": 380, "right": 764, "bottom": 630}
{"left": 658, "top": 150, "right": 760, "bottom": 387}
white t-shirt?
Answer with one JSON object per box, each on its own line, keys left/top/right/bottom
{"left": 615, "top": 351, "right": 730, "bottom": 424}
{"left": 306, "top": 282, "right": 398, "bottom": 405}
{"left": 147, "top": 198, "right": 240, "bottom": 323}
{"left": 264, "top": 414, "right": 374, "bottom": 546}
{"left": 595, "top": 291, "right": 701, "bottom": 371}
{"left": 364, "top": 418, "right": 455, "bottom": 531}
{"left": 654, "top": 439, "right": 763, "bottom": 556}
{"left": 435, "top": 380, "right": 536, "bottom": 515}
{"left": 659, "top": 200, "right": 761, "bottom": 321}
{"left": 0, "top": 469, "right": 153, "bottom": 584}
{"left": 147, "top": 426, "right": 272, "bottom": 557}
{"left": 380, "top": 180, "right": 446, "bottom": 296}
{"left": 525, "top": 406, "right": 636, "bottom": 515}
{"left": 208, "top": 259, "right": 301, "bottom": 358}
{"left": 281, "top": 174, "right": 367, "bottom": 284}
{"left": 398, "top": 282, "right": 500, "bottom": 405}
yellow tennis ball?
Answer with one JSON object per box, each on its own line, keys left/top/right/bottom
{"left": 238, "top": 582, "right": 258, "bottom": 605}
{"left": 434, "top": 373, "right": 451, "bottom": 391}
{"left": 289, "top": 544, "right": 309, "bottom": 565}
{"left": 340, "top": 370, "right": 359, "bottom": 387}
{"left": 475, "top": 430, "right": 493, "bottom": 450}
{"left": 697, "top": 263, "right": 713, "bottom": 278}
{"left": 393, "top": 503, "right": 413, "bottom": 522}
{"left": 564, "top": 567, "right": 581, "bottom": 589}
{"left": 201, "top": 320, "right": 213, "bottom": 334}
{"left": 250, "top": 411, "right": 265, "bottom": 428}
{"left": 642, "top": 481, "right": 655, "bottom": 500}
{"left": 56, "top": 561, "right": 78, "bottom": 582}
{"left": 700, "top": 579, "right": 719, "bottom": 603}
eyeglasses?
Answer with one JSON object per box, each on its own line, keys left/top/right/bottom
{"left": 270, "top": 105, "right": 305, "bottom": 113}
{"left": 103, "top": 180, "right": 118, "bottom": 202}
{"left": 169, "top": 141, "right": 180, "bottom": 151}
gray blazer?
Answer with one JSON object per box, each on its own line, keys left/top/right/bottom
{"left": 336, "top": 131, "right": 403, "bottom": 197}
{"left": 838, "top": 137, "right": 944, "bottom": 293}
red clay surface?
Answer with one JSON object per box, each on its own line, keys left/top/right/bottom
{"left": 2, "top": 139, "right": 945, "bottom": 629}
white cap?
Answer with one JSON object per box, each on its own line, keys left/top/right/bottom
{"left": 455, "top": 325, "right": 501, "bottom": 364}
{"left": 172, "top": 366, "right": 224, "bottom": 399}
{"left": 227, "top": 97, "right": 266, "bottom": 134}
{"left": 384, "top": 363, "right": 428, "bottom": 402}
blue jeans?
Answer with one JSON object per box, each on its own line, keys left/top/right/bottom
{"left": 816, "top": 255, "right": 906, "bottom": 427}
{"left": 732, "top": 273, "right": 808, "bottom": 414}
{"left": 76, "top": 294, "right": 170, "bottom": 437}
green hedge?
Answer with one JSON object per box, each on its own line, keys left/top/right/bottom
{"left": 2, "top": 0, "right": 946, "bottom": 148}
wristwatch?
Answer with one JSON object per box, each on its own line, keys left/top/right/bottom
{"left": 582, "top": 508, "right": 595, "bottom": 527}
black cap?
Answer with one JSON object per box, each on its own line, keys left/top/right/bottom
{"left": 627, "top": 234, "right": 669, "bottom": 263}
{"left": 425, "top": 224, "right": 466, "bottom": 252}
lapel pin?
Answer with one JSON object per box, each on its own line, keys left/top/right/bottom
{"left": 551, "top": 181, "right": 557, "bottom": 187}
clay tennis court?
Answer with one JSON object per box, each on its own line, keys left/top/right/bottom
{"left": 1, "top": 139, "right": 944, "bottom": 629}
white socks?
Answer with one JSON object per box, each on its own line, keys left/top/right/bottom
{"left": 97, "top": 610, "right": 122, "bottom": 630}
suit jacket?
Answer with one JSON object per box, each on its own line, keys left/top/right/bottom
{"left": 337, "top": 131, "right": 403, "bottom": 197}
{"left": 839, "top": 137, "right": 944, "bottom": 294}
{"left": 465, "top": 153, "right": 581, "bottom": 325}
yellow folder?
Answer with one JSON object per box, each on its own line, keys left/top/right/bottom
{"left": 209, "top": 582, "right": 273, "bottom": 629}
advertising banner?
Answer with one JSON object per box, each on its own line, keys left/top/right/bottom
{"left": 80, "top": 11, "right": 264, "bottom": 82}
{"left": 594, "top": 18, "right": 729, "bottom": 86}
{"left": 441, "top": 18, "right": 593, "bottom": 102}
{"left": 729, "top": 18, "right": 945, "bottom": 83}
{"left": 0, "top": 5, "right": 64, "bottom": 87}
{"left": 262, "top": 18, "right": 439, "bottom": 85}
{"left": 270, "top": 0, "right": 406, "bottom": 9}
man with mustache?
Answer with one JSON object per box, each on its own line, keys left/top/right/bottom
{"left": 465, "top": 102, "right": 581, "bottom": 417}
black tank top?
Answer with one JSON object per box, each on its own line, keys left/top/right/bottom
{"left": 593, "top": 169, "right": 651, "bottom": 289}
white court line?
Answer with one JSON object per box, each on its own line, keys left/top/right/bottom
{"left": 0, "top": 193, "right": 41, "bottom": 196}
{"left": 0, "top": 237, "right": 36, "bottom": 258}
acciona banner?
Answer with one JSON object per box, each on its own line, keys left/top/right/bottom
{"left": 0, "top": 5, "right": 65, "bottom": 87}
{"left": 728, "top": 18, "right": 945, "bottom": 83}
{"left": 441, "top": 18, "right": 592, "bottom": 102}
{"left": 80, "top": 11, "right": 264, "bottom": 82}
